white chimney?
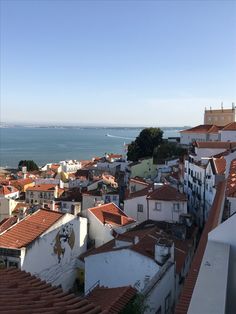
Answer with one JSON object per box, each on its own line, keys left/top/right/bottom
{"left": 50, "top": 200, "right": 55, "bottom": 211}
{"left": 154, "top": 183, "right": 163, "bottom": 190}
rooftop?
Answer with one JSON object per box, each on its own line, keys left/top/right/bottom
{"left": 195, "top": 141, "right": 236, "bottom": 149}
{"left": 86, "top": 285, "right": 137, "bottom": 314}
{"left": 180, "top": 125, "right": 222, "bottom": 134}
{"left": 0, "top": 209, "right": 64, "bottom": 249}
{"left": 226, "top": 158, "right": 236, "bottom": 197}
{"left": 0, "top": 268, "right": 107, "bottom": 314}
{"left": 0, "top": 185, "right": 19, "bottom": 196}
{"left": 88, "top": 203, "right": 135, "bottom": 227}
{"left": 26, "top": 184, "right": 58, "bottom": 192}
{"left": 147, "top": 185, "right": 187, "bottom": 202}
{"left": 222, "top": 121, "right": 236, "bottom": 131}
{"left": 0, "top": 216, "right": 18, "bottom": 234}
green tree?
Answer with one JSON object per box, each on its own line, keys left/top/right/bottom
{"left": 18, "top": 160, "right": 39, "bottom": 171}
{"left": 153, "top": 142, "right": 187, "bottom": 164}
{"left": 127, "top": 128, "right": 163, "bottom": 161}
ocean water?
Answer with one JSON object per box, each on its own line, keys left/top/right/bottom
{"left": 0, "top": 127, "right": 181, "bottom": 168}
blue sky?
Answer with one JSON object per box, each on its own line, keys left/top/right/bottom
{"left": 1, "top": 0, "right": 236, "bottom": 126}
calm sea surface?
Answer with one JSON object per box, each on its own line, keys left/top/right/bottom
{"left": 0, "top": 127, "right": 181, "bottom": 168}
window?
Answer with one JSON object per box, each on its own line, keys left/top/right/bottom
{"left": 137, "top": 204, "right": 143, "bottom": 212}
{"left": 173, "top": 203, "right": 180, "bottom": 212}
{"left": 154, "top": 202, "right": 162, "bottom": 211}
{"left": 63, "top": 203, "right": 67, "bottom": 208}
{"left": 113, "top": 195, "right": 117, "bottom": 201}
{"left": 165, "top": 292, "right": 171, "bottom": 313}
{"left": 8, "top": 261, "right": 19, "bottom": 268}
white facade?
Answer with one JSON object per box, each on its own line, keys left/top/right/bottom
{"left": 124, "top": 195, "right": 148, "bottom": 222}
{"left": 0, "top": 214, "right": 87, "bottom": 292}
{"left": 0, "top": 197, "right": 17, "bottom": 222}
{"left": 60, "top": 200, "right": 81, "bottom": 215}
{"left": 148, "top": 199, "right": 187, "bottom": 223}
{"left": 59, "top": 160, "right": 82, "bottom": 173}
{"left": 220, "top": 130, "right": 236, "bottom": 142}
{"left": 180, "top": 132, "right": 208, "bottom": 146}
{"left": 84, "top": 249, "right": 160, "bottom": 293}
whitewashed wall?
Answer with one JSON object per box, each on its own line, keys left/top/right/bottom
{"left": 84, "top": 249, "right": 159, "bottom": 293}
{"left": 124, "top": 195, "right": 148, "bottom": 222}
{"left": 22, "top": 215, "right": 87, "bottom": 292}
{"left": 148, "top": 200, "right": 187, "bottom": 222}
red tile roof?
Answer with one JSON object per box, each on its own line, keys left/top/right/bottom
{"left": 26, "top": 184, "right": 58, "bottom": 192}
{"left": 0, "top": 185, "right": 19, "bottom": 196}
{"left": 175, "top": 180, "right": 226, "bottom": 314}
{"left": 81, "top": 222, "right": 196, "bottom": 274}
{"left": 0, "top": 209, "right": 64, "bottom": 249}
{"left": 125, "top": 186, "right": 151, "bottom": 200}
{"left": 195, "top": 141, "right": 236, "bottom": 149}
{"left": 0, "top": 268, "right": 107, "bottom": 314}
{"left": 222, "top": 121, "right": 236, "bottom": 131}
{"left": 226, "top": 158, "right": 236, "bottom": 197}
{"left": 0, "top": 216, "right": 18, "bottom": 234}
{"left": 213, "top": 157, "right": 226, "bottom": 175}
{"left": 89, "top": 203, "right": 135, "bottom": 227}
{"left": 147, "top": 185, "right": 187, "bottom": 202}
{"left": 180, "top": 125, "right": 221, "bottom": 134}
{"left": 86, "top": 286, "right": 137, "bottom": 314}
{"left": 11, "top": 178, "right": 34, "bottom": 189}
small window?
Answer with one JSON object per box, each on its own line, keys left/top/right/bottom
{"left": 154, "top": 202, "right": 162, "bottom": 211}
{"left": 131, "top": 186, "right": 136, "bottom": 193}
{"left": 137, "top": 204, "right": 143, "bottom": 212}
{"left": 113, "top": 195, "right": 117, "bottom": 201}
{"left": 173, "top": 203, "right": 180, "bottom": 212}
{"left": 8, "top": 261, "right": 19, "bottom": 268}
{"left": 165, "top": 292, "right": 171, "bottom": 313}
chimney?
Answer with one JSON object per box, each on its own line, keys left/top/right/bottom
{"left": 221, "top": 101, "right": 224, "bottom": 112}
{"left": 50, "top": 200, "right": 55, "bottom": 211}
{"left": 154, "top": 183, "right": 163, "bottom": 190}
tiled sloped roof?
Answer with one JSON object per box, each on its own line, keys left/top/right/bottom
{"left": 222, "top": 122, "right": 236, "bottom": 131}
{"left": 0, "top": 185, "right": 19, "bottom": 196}
{"left": 0, "top": 216, "right": 18, "bottom": 234}
{"left": 0, "top": 268, "right": 107, "bottom": 314}
{"left": 175, "top": 180, "right": 226, "bottom": 314}
{"left": 226, "top": 159, "right": 236, "bottom": 197}
{"left": 86, "top": 286, "right": 137, "bottom": 314}
{"left": 89, "top": 203, "right": 135, "bottom": 227}
{"left": 26, "top": 184, "right": 57, "bottom": 192}
{"left": 195, "top": 141, "right": 236, "bottom": 149}
{"left": 125, "top": 186, "right": 151, "bottom": 200}
{"left": 180, "top": 125, "right": 220, "bottom": 134}
{"left": 0, "top": 209, "right": 64, "bottom": 249}
{"left": 80, "top": 222, "right": 196, "bottom": 274}
{"left": 11, "top": 178, "right": 34, "bottom": 189}
{"left": 213, "top": 157, "right": 226, "bottom": 175}
{"left": 147, "top": 185, "right": 187, "bottom": 202}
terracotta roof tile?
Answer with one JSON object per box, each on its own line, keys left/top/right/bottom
{"left": 0, "top": 209, "right": 64, "bottom": 248}
{"left": 0, "top": 268, "right": 104, "bottom": 314}
{"left": 226, "top": 159, "right": 236, "bottom": 197}
{"left": 0, "top": 185, "right": 19, "bottom": 196}
{"left": 180, "top": 125, "right": 221, "bottom": 134}
{"left": 222, "top": 121, "right": 236, "bottom": 131}
{"left": 213, "top": 157, "right": 226, "bottom": 175}
{"left": 88, "top": 203, "right": 135, "bottom": 227}
{"left": 147, "top": 185, "right": 187, "bottom": 202}
{"left": 26, "top": 184, "right": 58, "bottom": 192}
{"left": 86, "top": 286, "right": 137, "bottom": 314}
{"left": 0, "top": 216, "right": 18, "bottom": 234}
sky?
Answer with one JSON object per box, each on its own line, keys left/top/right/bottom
{"left": 1, "top": 0, "right": 236, "bottom": 126}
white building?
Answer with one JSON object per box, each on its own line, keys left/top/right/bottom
{"left": 124, "top": 184, "right": 187, "bottom": 223}
{"left": 0, "top": 209, "right": 87, "bottom": 292}
{"left": 0, "top": 197, "right": 18, "bottom": 222}
{"left": 220, "top": 122, "right": 236, "bottom": 142}
{"left": 81, "top": 220, "right": 196, "bottom": 314}
{"left": 180, "top": 125, "right": 220, "bottom": 146}
{"left": 87, "top": 202, "right": 136, "bottom": 247}
{"left": 59, "top": 160, "right": 82, "bottom": 173}
{"left": 25, "top": 184, "right": 62, "bottom": 205}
